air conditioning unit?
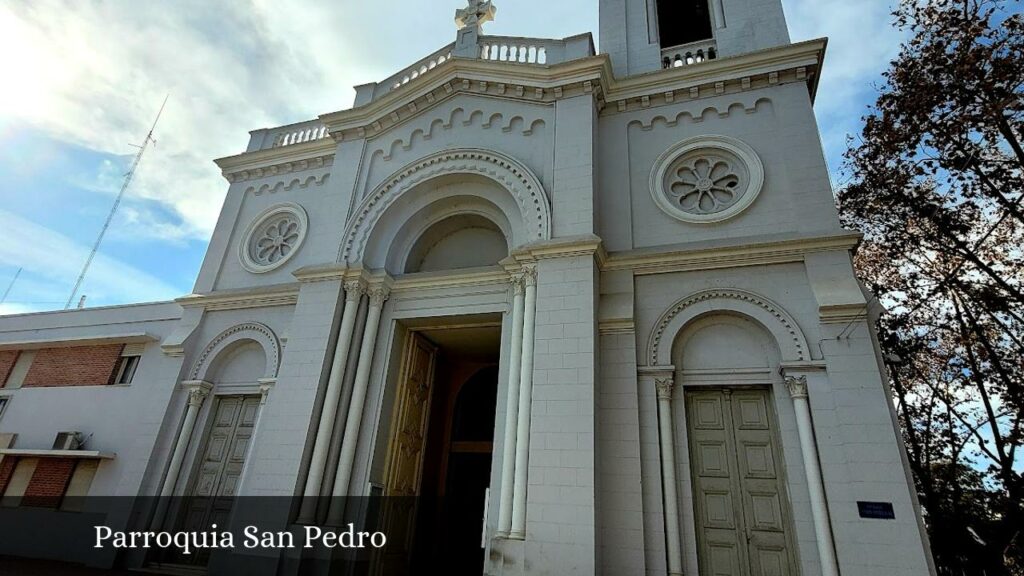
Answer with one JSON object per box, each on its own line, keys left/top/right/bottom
{"left": 52, "top": 431, "right": 83, "bottom": 450}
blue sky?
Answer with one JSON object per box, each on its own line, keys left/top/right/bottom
{"left": 0, "top": 0, "right": 905, "bottom": 314}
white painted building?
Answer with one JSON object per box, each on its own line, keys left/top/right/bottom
{"left": 0, "top": 0, "right": 936, "bottom": 574}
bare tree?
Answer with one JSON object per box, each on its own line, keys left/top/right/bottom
{"left": 839, "top": 0, "right": 1023, "bottom": 573}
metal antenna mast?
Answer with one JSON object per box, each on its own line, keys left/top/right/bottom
{"left": 65, "top": 95, "right": 168, "bottom": 310}
{"left": 0, "top": 268, "right": 21, "bottom": 305}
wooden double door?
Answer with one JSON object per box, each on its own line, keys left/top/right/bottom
{"left": 174, "top": 395, "right": 260, "bottom": 565}
{"left": 685, "top": 387, "right": 799, "bottom": 576}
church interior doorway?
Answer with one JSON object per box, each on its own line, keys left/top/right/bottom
{"left": 379, "top": 321, "right": 500, "bottom": 575}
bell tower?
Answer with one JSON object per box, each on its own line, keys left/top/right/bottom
{"left": 600, "top": 0, "right": 791, "bottom": 77}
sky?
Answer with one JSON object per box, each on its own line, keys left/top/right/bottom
{"left": 0, "top": 0, "right": 906, "bottom": 315}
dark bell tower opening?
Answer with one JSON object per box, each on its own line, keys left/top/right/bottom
{"left": 657, "top": 0, "right": 714, "bottom": 48}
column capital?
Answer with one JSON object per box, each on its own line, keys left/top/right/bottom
{"left": 367, "top": 284, "right": 391, "bottom": 306}
{"left": 257, "top": 378, "right": 276, "bottom": 404}
{"left": 655, "top": 376, "right": 675, "bottom": 400}
{"left": 181, "top": 380, "right": 213, "bottom": 406}
{"left": 785, "top": 375, "right": 809, "bottom": 399}
{"left": 509, "top": 273, "right": 525, "bottom": 295}
{"left": 521, "top": 264, "right": 538, "bottom": 286}
{"left": 344, "top": 278, "right": 367, "bottom": 302}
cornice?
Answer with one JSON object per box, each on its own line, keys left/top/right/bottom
{"left": 321, "top": 56, "right": 610, "bottom": 142}
{"left": 216, "top": 39, "right": 826, "bottom": 175}
{"left": 214, "top": 139, "right": 336, "bottom": 183}
{"left": 603, "top": 230, "right": 860, "bottom": 275}
{"left": 175, "top": 283, "right": 300, "bottom": 311}
{"left": 511, "top": 234, "right": 606, "bottom": 263}
{"left": 391, "top": 266, "right": 510, "bottom": 294}
{"left": 606, "top": 38, "right": 827, "bottom": 105}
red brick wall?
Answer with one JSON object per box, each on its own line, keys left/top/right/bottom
{"left": 22, "top": 458, "right": 75, "bottom": 508}
{"left": 23, "top": 344, "right": 124, "bottom": 388}
{"left": 0, "top": 351, "right": 18, "bottom": 384}
{"left": 0, "top": 456, "right": 16, "bottom": 494}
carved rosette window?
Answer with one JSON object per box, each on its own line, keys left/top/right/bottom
{"left": 650, "top": 135, "right": 764, "bottom": 224}
{"left": 239, "top": 203, "right": 308, "bottom": 273}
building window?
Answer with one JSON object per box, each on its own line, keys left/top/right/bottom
{"left": 657, "top": 0, "right": 713, "bottom": 48}
{"left": 113, "top": 355, "right": 140, "bottom": 385}
{"left": 0, "top": 396, "right": 8, "bottom": 421}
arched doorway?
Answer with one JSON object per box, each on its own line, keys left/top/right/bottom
{"left": 379, "top": 323, "right": 500, "bottom": 575}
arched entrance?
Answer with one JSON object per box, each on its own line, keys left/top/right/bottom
{"left": 379, "top": 323, "right": 500, "bottom": 575}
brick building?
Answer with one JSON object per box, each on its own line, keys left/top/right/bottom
{"left": 0, "top": 1, "right": 935, "bottom": 574}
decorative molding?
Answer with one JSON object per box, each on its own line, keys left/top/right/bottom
{"left": 176, "top": 284, "right": 300, "bottom": 311}
{"left": 239, "top": 203, "right": 309, "bottom": 274}
{"left": 245, "top": 173, "right": 331, "bottom": 196}
{"left": 603, "top": 231, "right": 861, "bottom": 275}
{"left": 598, "top": 318, "right": 635, "bottom": 335}
{"left": 371, "top": 107, "right": 548, "bottom": 162}
{"left": 220, "top": 151, "right": 335, "bottom": 184}
{"left": 650, "top": 135, "right": 765, "bottom": 224}
{"left": 339, "top": 149, "right": 551, "bottom": 264}
{"left": 647, "top": 289, "right": 810, "bottom": 367}
{"left": 189, "top": 322, "right": 282, "bottom": 382}
{"left": 628, "top": 97, "right": 770, "bottom": 131}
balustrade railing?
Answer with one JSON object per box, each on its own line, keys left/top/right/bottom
{"left": 267, "top": 120, "right": 329, "bottom": 149}
{"left": 661, "top": 39, "right": 718, "bottom": 69}
{"left": 376, "top": 43, "right": 456, "bottom": 99}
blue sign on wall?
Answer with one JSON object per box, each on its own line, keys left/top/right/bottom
{"left": 857, "top": 501, "right": 896, "bottom": 520}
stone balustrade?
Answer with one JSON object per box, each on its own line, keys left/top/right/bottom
{"left": 374, "top": 43, "right": 456, "bottom": 99}
{"left": 661, "top": 39, "right": 718, "bottom": 69}
{"left": 247, "top": 120, "right": 330, "bottom": 152}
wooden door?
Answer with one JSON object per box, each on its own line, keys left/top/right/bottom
{"left": 686, "top": 388, "right": 797, "bottom": 576}
{"left": 377, "top": 332, "right": 438, "bottom": 575}
{"left": 175, "top": 395, "right": 259, "bottom": 565}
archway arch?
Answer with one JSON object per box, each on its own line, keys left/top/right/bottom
{"left": 338, "top": 149, "right": 551, "bottom": 266}
{"left": 188, "top": 322, "right": 281, "bottom": 382}
{"left": 645, "top": 289, "right": 810, "bottom": 367}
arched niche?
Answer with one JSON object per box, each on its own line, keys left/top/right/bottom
{"left": 646, "top": 289, "right": 810, "bottom": 368}
{"left": 672, "top": 313, "right": 779, "bottom": 374}
{"left": 189, "top": 322, "right": 281, "bottom": 383}
{"left": 339, "top": 149, "right": 551, "bottom": 267}
{"left": 402, "top": 213, "right": 509, "bottom": 274}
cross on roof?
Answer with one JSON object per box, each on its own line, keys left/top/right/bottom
{"left": 455, "top": 0, "right": 496, "bottom": 30}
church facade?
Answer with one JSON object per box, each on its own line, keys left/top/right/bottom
{"left": 0, "top": 1, "right": 936, "bottom": 575}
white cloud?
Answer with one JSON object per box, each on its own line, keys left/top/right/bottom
{"left": 784, "top": 0, "right": 907, "bottom": 169}
{"left": 0, "top": 209, "right": 182, "bottom": 308}
{"left": 0, "top": 0, "right": 901, "bottom": 244}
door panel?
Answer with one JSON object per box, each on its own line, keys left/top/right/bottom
{"left": 174, "top": 395, "right": 260, "bottom": 566}
{"left": 686, "top": 388, "right": 797, "bottom": 576}
{"left": 377, "top": 332, "right": 438, "bottom": 576}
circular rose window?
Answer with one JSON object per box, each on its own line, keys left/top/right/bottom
{"left": 650, "top": 135, "right": 764, "bottom": 224}
{"left": 239, "top": 203, "right": 309, "bottom": 273}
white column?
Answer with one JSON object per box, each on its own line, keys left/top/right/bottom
{"left": 152, "top": 380, "right": 212, "bottom": 528}
{"left": 509, "top": 265, "right": 537, "bottom": 539}
{"left": 160, "top": 381, "right": 212, "bottom": 497}
{"left": 785, "top": 374, "right": 840, "bottom": 576}
{"left": 655, "top": 375, "right": 684, "bottom": 576}
{"left": 327, "top": 283, "right": 390, "bottom": 524}
{"left": 497, "top": 273, "right": 525, "bottom": 537}
{"left": 236, "top": 378, "right": 275, "bottom": 496}
{"left": 298, "top": 279, "right": 365, "bottom": 524}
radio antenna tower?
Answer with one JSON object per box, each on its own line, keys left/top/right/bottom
{"left": 65, "top": 95, "right": 168, "bottom": 310}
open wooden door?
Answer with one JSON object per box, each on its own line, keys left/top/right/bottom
{"left": 375, "top": 331, "right": 437, "bottom": 575}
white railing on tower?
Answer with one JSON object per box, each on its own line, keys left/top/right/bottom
{"left": 661, "top": 39, "right": 718, "bottom": 69}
